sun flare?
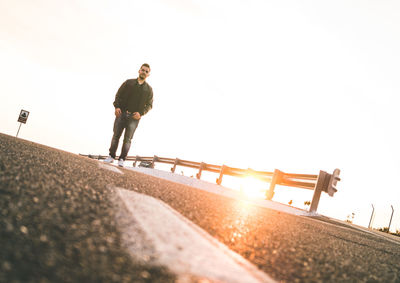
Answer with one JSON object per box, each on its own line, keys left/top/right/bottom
{"left": 239, "top": 176, "right": 267, "bottom": 199}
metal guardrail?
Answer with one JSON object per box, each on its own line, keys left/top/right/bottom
{"left": 81, "top": 154, "right": 340, "bottom": 213}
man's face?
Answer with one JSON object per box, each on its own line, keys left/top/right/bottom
{"left": 138, "top": 66, "right": 150, "bottom": 80}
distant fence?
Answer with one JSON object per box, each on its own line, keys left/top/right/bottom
{"left": 81, "top": 154, "right": 340, "bottom": 213}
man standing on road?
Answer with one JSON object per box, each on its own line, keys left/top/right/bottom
{"left": 104, "top": 63, "right": 153, "bottom": 167}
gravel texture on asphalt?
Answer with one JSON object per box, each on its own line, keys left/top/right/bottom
{"left": 1, "top": 133, "right": 400, "bottom": 283}
{"left": 0, "top": 134, "right": 175, "bottom": 283}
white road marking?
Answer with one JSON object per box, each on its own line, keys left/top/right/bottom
{"left": 98, "top": 163, "right": 124, "bottom": 174}
{"left": 127, "top": 167, "right": 309, "bottom": 216}
{"left": 114, "top": 187, "right": 276, "bottom": 283}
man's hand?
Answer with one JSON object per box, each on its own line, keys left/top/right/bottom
{"left": 133, "top": 112, "right": 141, "bottom": 120}
{"left": 115, "top": 108, "right": 122, "bottom": 117}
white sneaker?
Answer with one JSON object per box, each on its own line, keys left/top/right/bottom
{"left": 118, "top": 159, "right": 124, "bottom": 167}
{"left": 104, "top": 156, "right": 114, "bottom": 163}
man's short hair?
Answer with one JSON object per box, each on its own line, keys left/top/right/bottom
{"left": 141, "top": 63, "right": 151, "bottom": 70}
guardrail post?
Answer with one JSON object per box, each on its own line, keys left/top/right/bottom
{"left": 388, "top": 205, "right": 394, "bottom": 232}
{"left": 133, "top": 155, "right": 140, "bottom": 167}
{"left": 171, "top": 158, "right": 179, "bottom": 173}
{"left": 216, "top": 165, "right": 226, "bottom": 185}
{"left": 197, "top": 162, "right": 206, "bottom": 179}
{"left": 151, "top": 155, "right": 158, "bottom": 169}
{"left": 309, "top": 170, "right": 329, "bottom": 213}
{"left": 368, "top": 204, "right": 375, "bottom": 229}
{"left": 266, "top": 169, "right": 281, "bottom": 200}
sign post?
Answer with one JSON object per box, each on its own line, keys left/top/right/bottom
{"left": 16, "top": 109, "right": 30, "bottom": 138}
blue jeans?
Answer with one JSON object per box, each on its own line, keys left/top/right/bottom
{"left": 108, "top": 112, "right": 139, "bottom": 160}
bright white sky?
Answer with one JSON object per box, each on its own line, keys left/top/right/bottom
{"left": 1, "top": 0, "right": 399, "bottom": 231}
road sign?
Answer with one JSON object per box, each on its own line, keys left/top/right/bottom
{"left": 18, "top": 110, "right": 30, "bottom": 124}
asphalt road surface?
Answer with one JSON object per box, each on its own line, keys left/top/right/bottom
{"left": 1, "top": 133, "right": 399, "bottom": 282}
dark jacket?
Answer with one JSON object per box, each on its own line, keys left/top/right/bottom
{"left": 113, "top": 79, "right": 153, "bottom": 116}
